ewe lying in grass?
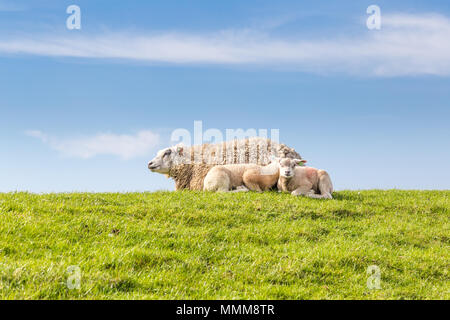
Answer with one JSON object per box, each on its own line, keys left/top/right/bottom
{"left": 278, "top": 158, "right": 333, "bottom": 199}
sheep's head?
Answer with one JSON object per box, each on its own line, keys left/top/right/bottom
{"left": 148, "top": 145, "right": 184, "bottom": 174}
{"left": 278, "top": 158, "right": 307, "bottom": 178}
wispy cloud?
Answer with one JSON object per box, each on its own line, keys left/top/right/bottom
{"left": 2, "top": 13, "right": 450, "bottom": 76}
{"left": 25, "top": 130, "right": 160, "bottom": 159}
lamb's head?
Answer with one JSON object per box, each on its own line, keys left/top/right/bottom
{"left": 278, "top": 158, "right": 307, "bottom": 178}
{"left": 148, "top": 145, "right": 184, "bottom": 174}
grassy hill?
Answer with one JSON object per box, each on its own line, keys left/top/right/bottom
{"left": 0, "top": 190, "right": 448, "bottom": 299}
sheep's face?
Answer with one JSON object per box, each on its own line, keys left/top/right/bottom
{"left": 279, "top": 158, "right": 307, "bottom": 178}
{"left": 148, "top": 146, "right": 180, "bottom": 174}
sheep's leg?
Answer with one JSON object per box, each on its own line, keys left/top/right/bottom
{"left": 306, "top": 171, "right": 333, "bottom": 199}
{"left": 232, "top": 185, "right": 249, "bottom": 192}
{"left": 243, "top": 181, "right": 262, "bottom": 192}
{"left": 306, "top": 192, "right": 332, "bottom": 199}
{"left": 242, "top": 170, "right": 263, "bottom": 192}
{"left": 291, "top": 185, "right": 312, "bottom": 196}
{"left": 203, "top": 168, "right": 231, "bottom": 192}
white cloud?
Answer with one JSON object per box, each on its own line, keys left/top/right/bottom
{"left": 26, "top": 130, "right": 160, "bottom": 160}
{"left": 25, "top": 130, "right": 49, "bottom": 142}
{"left": 1, "top": 13, "right": 450, "bottom": 76}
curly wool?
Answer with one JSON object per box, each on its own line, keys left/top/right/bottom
{"left": 174, "top": 137, "right": 302, "bottom": 166}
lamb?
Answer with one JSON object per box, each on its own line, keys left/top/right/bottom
{"left": 277, "top": 158, "right": 333, "bottom": 199}
{"left": 242, "top": 160, "right": 281, "bottom": 192}
{"left": 148, "top": 137, "right": 302, "bottom": 190}
{"left": 203, "top": 159, "right": 285, "bottom": 192}
{"left": 203, "top": 164, "right": 259, "bottom": 192}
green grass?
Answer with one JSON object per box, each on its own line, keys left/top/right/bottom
{"left": 0, "top": 190, "right": 448, "bottom": 299}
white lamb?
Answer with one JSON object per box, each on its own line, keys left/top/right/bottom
{"left": 277, "top": 158, "right": 333, "bottom": 199}
{"left": 203, "top": 160, "right": 281, "bottom": 192}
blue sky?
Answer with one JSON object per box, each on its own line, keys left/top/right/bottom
{"left": 0, "top": 0, "right": 449, "bottom": 192}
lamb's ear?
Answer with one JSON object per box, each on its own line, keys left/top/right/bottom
{"left": 295, "top": 159, "right": 307, "bottom": 166}
{"left": 176, "top": 145, "right": 184, "bottom": 155}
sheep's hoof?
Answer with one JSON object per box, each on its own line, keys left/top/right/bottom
{"left": 233, "top": 186, "right": 249, "bottom": 192}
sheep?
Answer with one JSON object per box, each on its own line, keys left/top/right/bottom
{"left": 203, "top": 158, "right": 289, "bottom": 192}
{"left": 148, "top": 137, "right": 302, "bottom": 190}
{"left": 242, "top": 160, "right": 281, "bottom": 192}
{"left": 277, "top": 158, "right": 333, "bottom": 199}
{"left": 203, "top": 164, "right": 259, "bottom": 192}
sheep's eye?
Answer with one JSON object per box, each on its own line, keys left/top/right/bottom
{"left": 163, "top": 150, "right": 172, "bottom": 157}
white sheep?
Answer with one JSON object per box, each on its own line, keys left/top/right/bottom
{"left": 203, "top": 164, "right": 258, "bottom": 192}
{"left": 242, "top": 160, "right": 281, "bottom": 192}
{"left": 203, "top": 159, "right": 282, "bottom": 192}
{"left": 277, "top": 158, "right": 333, "bottom": 199}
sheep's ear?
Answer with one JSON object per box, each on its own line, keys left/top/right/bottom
{"left": 176, "top": 146, "right": 183, "bottom": 154}
{"left": 295, "top": 159, "right": 307, "bottom": 166}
